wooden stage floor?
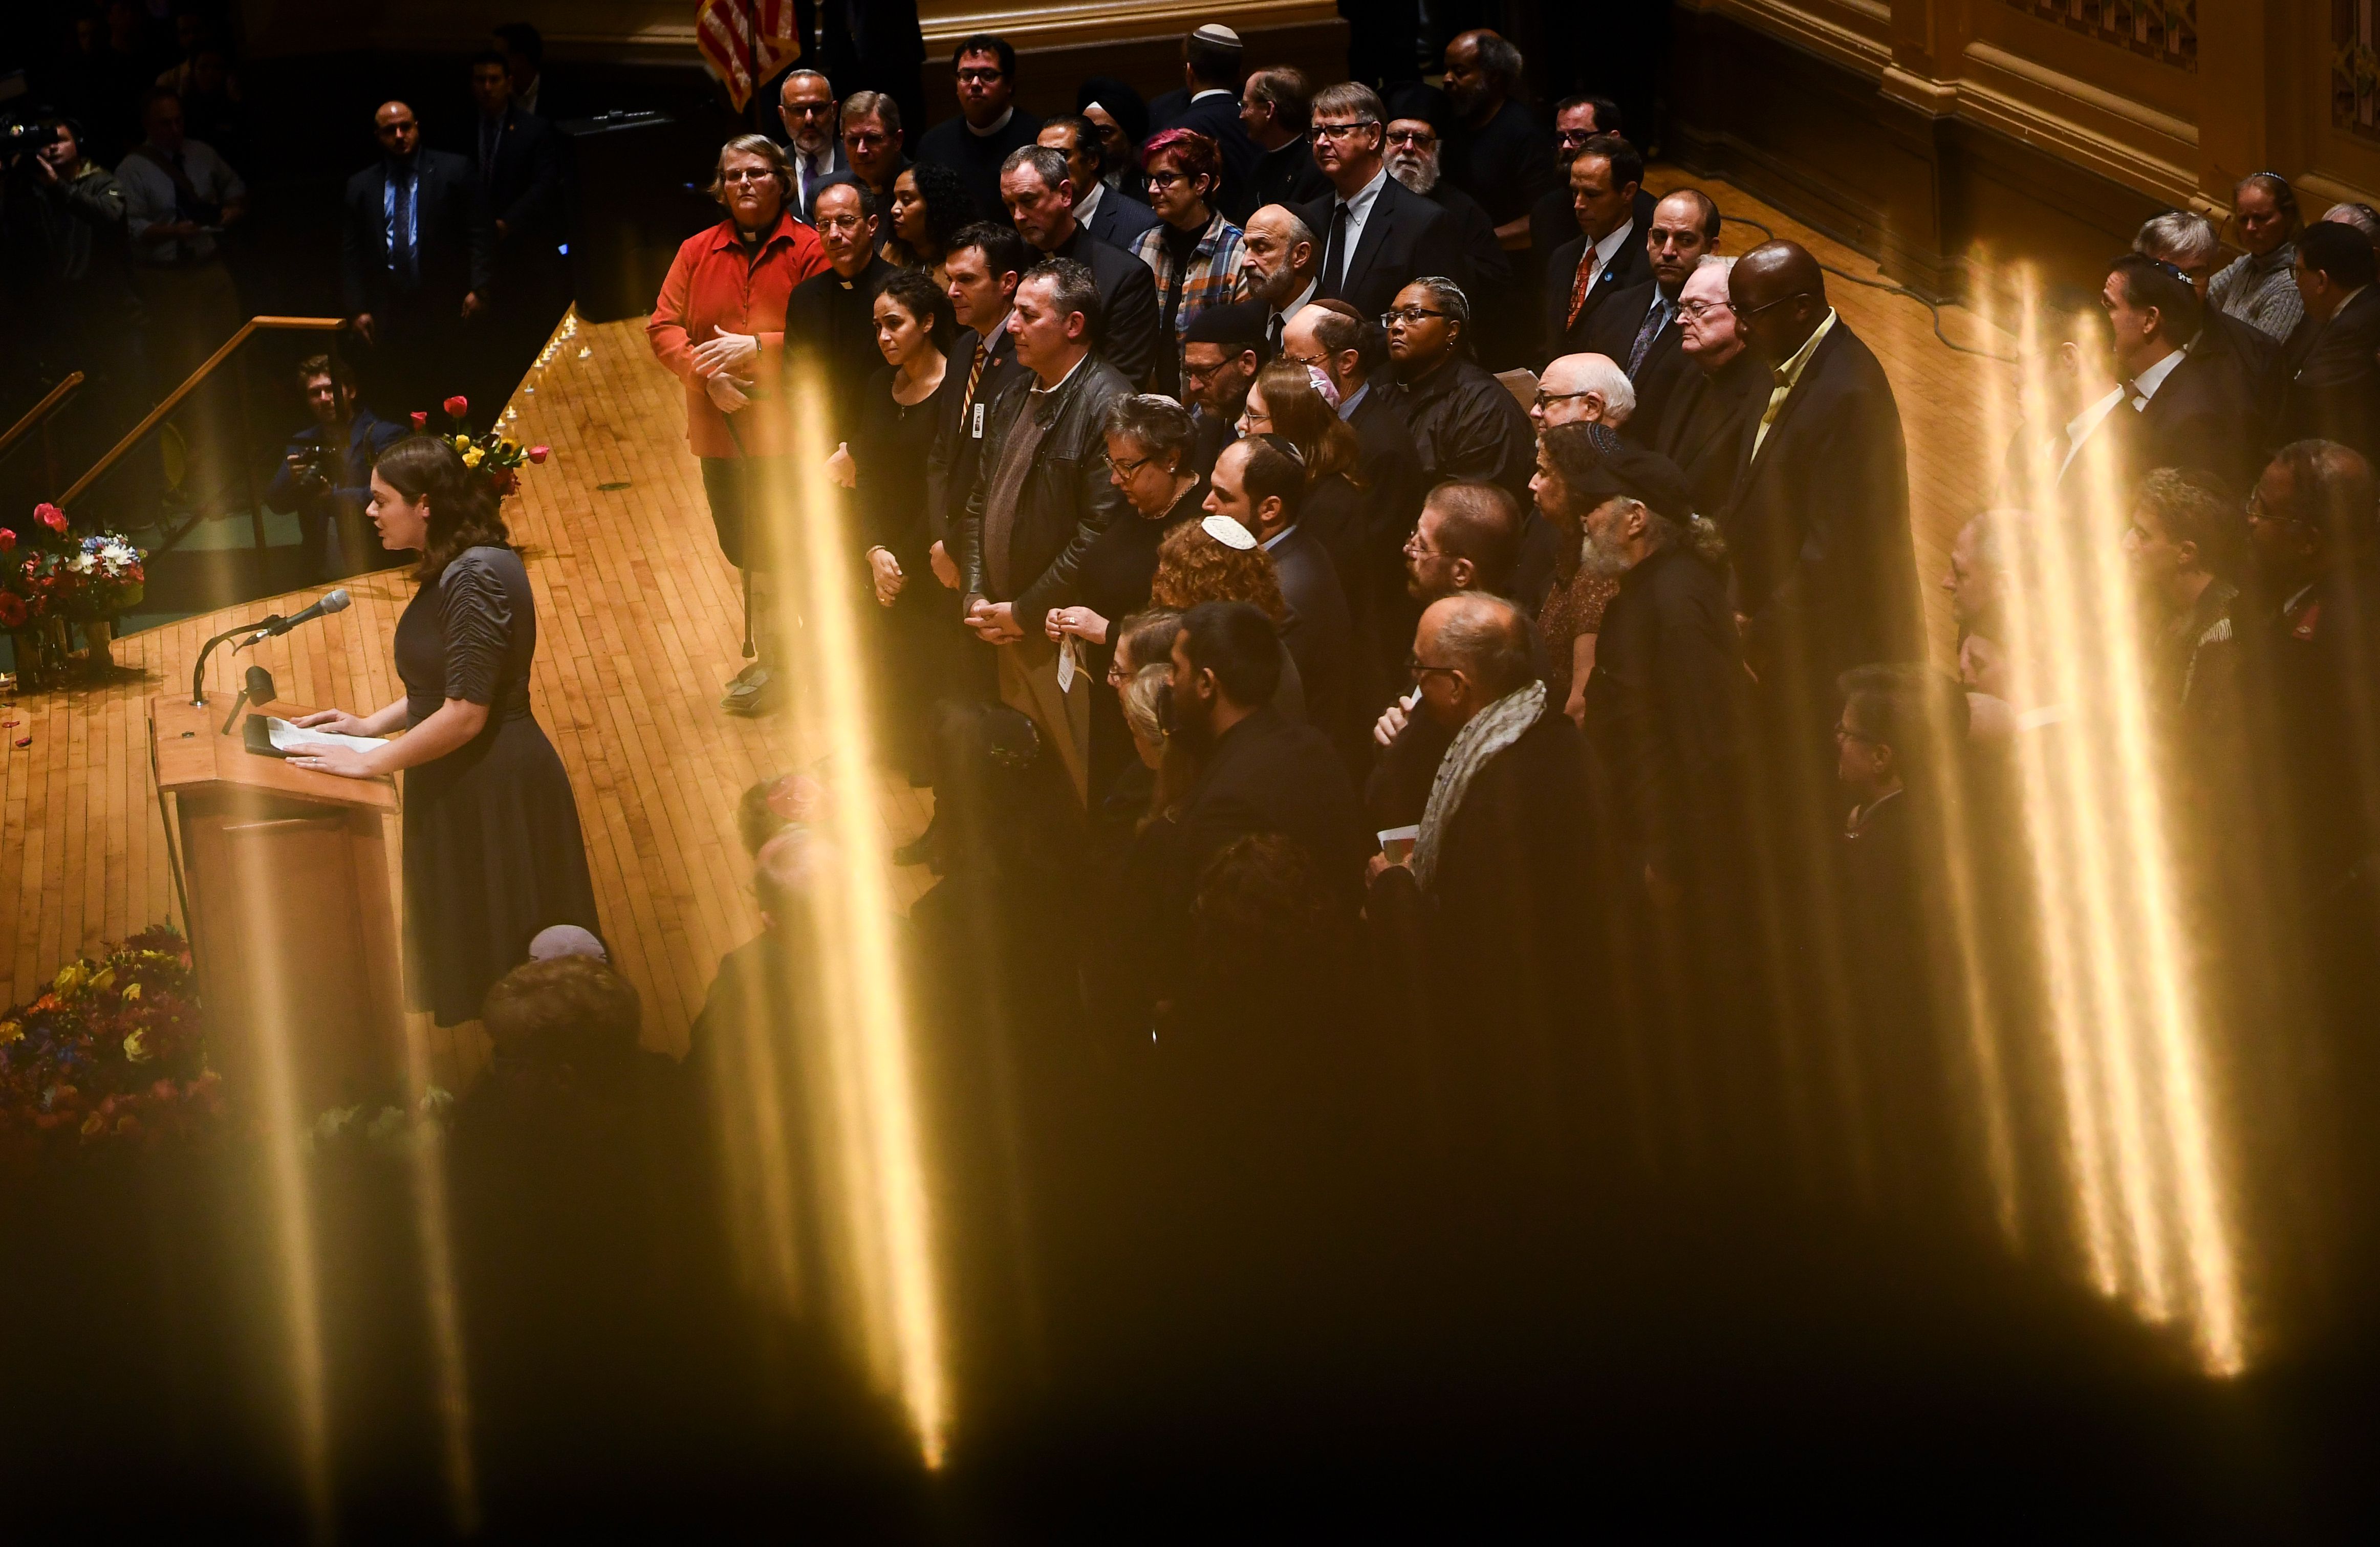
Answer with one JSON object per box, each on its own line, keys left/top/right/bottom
{"left": 0, "top": 168, "right": 2013, "bottom": 1058}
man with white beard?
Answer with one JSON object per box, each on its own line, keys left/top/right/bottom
{"left": 1383, "top": 113, "right": 1517, "bottom": 366}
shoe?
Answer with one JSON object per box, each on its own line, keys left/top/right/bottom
{"left": 721, "top": 668, "right": 781, "bottom": 716}
{"left": 724, "top": 659, "right": 763, "bottom": 690}
{"left": 893, "top": 815, "right": 939, "bottom": 868}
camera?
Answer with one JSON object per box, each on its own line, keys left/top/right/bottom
{"left": 289, "top": 442, "right": 339, "bottom": 486}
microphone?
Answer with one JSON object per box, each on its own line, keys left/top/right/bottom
{"left": 235, "top": 587, "right": 350, "bottom": 650}
{"left": 190, "top": 589, "right": 352, "bottom": 705}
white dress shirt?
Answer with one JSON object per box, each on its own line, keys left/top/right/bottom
{"left": 1329, "top": 167, "right": 1389, "bottom": 288}
{"left": 118, "top": 138, "right": 245, "bottom": 265}
{"left": 2126, "top": 346, "right": 2186, "bottom": 411}
{"left": 1580, "top": 219, "right": 1636, "bottom": 294}
{"left": 2059, "top": 386, "right": 2125, "bottom": 481}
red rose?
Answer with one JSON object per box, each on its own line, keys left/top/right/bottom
{"left": 443, "top": 395, "right": 469, "bottom": 419}
{"left": 410, "top": 411, "right": 429, "bottom": 430}
{"left": 526, "top": 445, "right": 550, "bottom": 464}
{"left": 0, "top": 530, "right": 15, "bottom": 552}
{"left": 35, "top": 503, "right": 67, "bottom": 533}
{"left": 0, "top": 593, "right": 25, "bottom": 628}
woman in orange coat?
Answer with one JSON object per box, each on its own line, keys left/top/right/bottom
{"left": 648, "top": 134, "right": 827, "bottom": 715}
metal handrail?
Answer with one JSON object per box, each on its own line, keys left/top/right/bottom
{"left": 0, "top": 373, "right": 85, "bottom": 464}
{"left": 57, "top": 316, "right": 344, "bottom": 508}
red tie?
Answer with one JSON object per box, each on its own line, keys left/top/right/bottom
{"left": 1566, "top": 250, "right": 1596, "bottom": 330}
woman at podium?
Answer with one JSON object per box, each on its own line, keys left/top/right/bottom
{"left": 285, "top": 436, "right": 600, "bottom": 1027}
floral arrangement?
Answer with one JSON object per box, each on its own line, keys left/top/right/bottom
{"left": 0, "top": 927, "right": 227, "bottom": 1168}
{"left": 0, "top": 504, "right": 146, "bottom": 631}
{"left": 407, "top": 395, "right": 550, "bottom": 497}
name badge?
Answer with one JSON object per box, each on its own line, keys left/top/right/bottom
{"left": 972, "top": 403, "right": 986, "bottom": 439}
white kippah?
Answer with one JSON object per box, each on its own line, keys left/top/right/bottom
{"left": 1192, "top": 23, "right": 1241, "bottom": 46}
{"left": 1202, "top": 514, "right": 1258, "bottom": 550}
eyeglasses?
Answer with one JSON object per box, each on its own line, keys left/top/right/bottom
{"left": 1144, "top": 170, "right": 1194, "bottom": 190}
{"left": 817, "top": 213, "right": 869, "bottom": 233}
{"left": 956, "top": 68, "right": 1006, "bottom": 84}
{"left": 1110, "top": 453, "right": 1159, "bottom": 477}
{"left": 1533, "top": 388, "right": 1595, "bottom": 410}
{"left": 845, "top": 131, "right": 891, "bottom": 149}
{"left": 1555, "top": 130, "right": 1594, "bottom": 150}
{"left": 1278, "top": 350, "right": 1326, "bottom": 368}
{"left": 1381, "top": 307, "right": 1447, "bottom": 326}
{"left": 1385, "top": 127, "right": 1435, "bottom": 147}
{"left": 1677, "top": 298, "right": 1734, "bottom": 320}
{"left": 720, "top": 168, "right": 776, "bottom": 184}
{"left": 1309, "top": 119, "right": 1380, "bottom": 143}
{"left": 1407, "top": 653, "right": 1462, "bottom": 679}
{"left": 785, "top": 102, "right": 835, "bottom": 118}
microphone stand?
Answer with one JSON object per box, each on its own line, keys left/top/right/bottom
{"left": 189, "top": 615, "right": 283, "bottom": 707}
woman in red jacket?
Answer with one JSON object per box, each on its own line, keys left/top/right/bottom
{"left": 648, "top": 134, "right": 827, "bottom": 715}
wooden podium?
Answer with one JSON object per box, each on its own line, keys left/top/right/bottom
{"left": 151, "top": 694, "right": 405, "bottom": 1112}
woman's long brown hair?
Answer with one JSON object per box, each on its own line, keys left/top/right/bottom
{"left": 374, "top": 435, "right": 513, "bottom": 584}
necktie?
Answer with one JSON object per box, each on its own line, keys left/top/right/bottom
{"left": 959, "top": 339, "right": 989, "bottom": 420}
{"left": 1322, "top": 203, "right": 1349, "bottom": 296}
{"left": 1267, "top": 310, "right": 1285, "bottom": 355}
{"left": 393, "top": 167, "right": 417, "bottom": 287}
{"left": 481, "top": 117, "right": 499, "bottom": 187}
{"left": 1565, "top": 245, "right": 1599, "bottom": 331}
{"left": 1626, "top": 295, "right": 1670, "bottom": 376}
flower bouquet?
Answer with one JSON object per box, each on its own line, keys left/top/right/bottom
{"left": 0, "top": 927, "right": 228, "bottom": 1171}
{"left": 415, "top": 395, "right": 550, "bottom": 498}
{"left": 1, "top": 504, "right": 81, "bottom": 686}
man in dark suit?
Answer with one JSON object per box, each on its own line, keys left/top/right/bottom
{"left": 2134, "top": 210, "right": 2284, "bottom": 441}
{"left": 999, "top": 144, "right": 1160, "bottom": 387}
{"left": 466, "top": 52, "right": 567, "bottom": 408}
{"left": 1997, "top": 294, "right": 2129, "bottom": 512}
{"left": 928, "top": 223, "right": 1030, "bottom": 592}
{"left": 2100, "top": 252, "right": 2260, "bottom": 493}
{"left": 342, "top": 99, "right": 492, "bottom": 420}
{"left": 800, "top": 0, "right": 927, "bottom": 143}
{"left": 915, "top": 35, "right": 1042, "bottom": 237}
{"left": 957, "top": 258, "right": 1135, "bottom": 803}
{"left": 1527, "top": 99, "right": 1655, "bottom": 331}
{"left": 1585, "top": 187, "right": 1720, "bottom": 446}
{"left": 2278, "top": 220, "right": 2380, "bottom": 463}
{"left": 1211, "top": 434, "right": 1354, "bottom": 744}
{"left": 1724, "top": 241, "right": 1922, "bottom": 696}
{"left": 1544, "top": 134, "right": 1650, "bottom": 366}
{"left": 1148, "top": 24, "right": 1260, "bottom": 223}
{"left": 1241, "top": 66, "right": 1332, "bottom": 211}
{"left": 787, "top": 180, "right": 897, "bottom": 454}
{"left": 1300, "top": 82, "right": 1471, "bottom": 325}
{"left": 1038, "top": 115, "right": 1158, "bottom": 252}
{"left": 1366, "top": 593, "right": 1597, "bottom": 1043}
{"left": 777, "top": 69, "right": 851, "bottom": 217}
{"left": 1657, "top": 259, "right": 1768, "bottom": 518}
{"left": 1440, "top": 31, "right": 1556, "bottom": 251}
{"left": 1151, "top": 601, "right": 1371, "bottom": 947}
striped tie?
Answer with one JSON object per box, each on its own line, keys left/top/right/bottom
{"left": 960, "top": 339, "right": 989, "bottom": 419}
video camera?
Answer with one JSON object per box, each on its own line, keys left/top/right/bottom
{"left": 0, "top": 72, "right": 69, "bottom": 170}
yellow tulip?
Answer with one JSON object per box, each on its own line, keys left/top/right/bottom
{"left": 463, "top": 447, "right": 484, "bottom": 468}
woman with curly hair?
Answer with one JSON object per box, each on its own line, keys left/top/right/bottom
{"left": 284, "top": 435, "right": 599, "bottom": 1028}
{"left": 881, "top": 160, "right": 977, "bottom": 285}
{"left": 1148, "top": 514, "right": 1306, "bottom": 723}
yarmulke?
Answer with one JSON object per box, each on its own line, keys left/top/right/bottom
{"left": 1202, "top": 514, "right": 1258, "bottom": 550}
{"left": 527, "top": 925, "right": 609, "bottom": 963}
{"left": 1183, "top": 298, "right": 1270, "bottom": 349}
{"left": 1192, "top": 24, "right": 1241, "bottom": 46}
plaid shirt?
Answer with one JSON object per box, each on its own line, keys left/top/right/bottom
{"left": 1133, "top": 210, "right": 1248, "bottom": 363}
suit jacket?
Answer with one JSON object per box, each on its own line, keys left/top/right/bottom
{"left": 1160, "top": 704, "right": 1370, "bottom": 929}
{"left": 1302, "top": 174, "right": 1473, "bottom": 325}
{"left": 470, "top": 105, "right": 565, "bottom": 255}
{"left": 1251, "top": 138, "right": 1332, "bottom": 211}
{"left": 341, "top": 150, "right": 492, "bottom": 316}
{"left": 2129, "top": 345, "right": 2260, "bottom": 493}
{"left": 2279, "top": 286, "right": 2380, "bottom": 464}
{"left": 782, "top": 143, "right": 850, "bottom": 223}
{"left": 958, "top": 352, "right": 1136, "bottom": 632}
{"left": 785, "top": 256, "right": 898, "bottom": 442}
{"left": 1166, "top": 90, "right": 1261, "bottom": 224}
{"left": 1268, "top": 524, "right": 1354, "bottom": 742}
{"left": 1422, "top": 179, "right": 1519, "bottom": 365}
{"left": 1721, "top": 319, "right": 1921, "bottom": 682}
{"left": 1527, "top": 183, "right": 1657, "bottom": 288}
{"left": 1584, "top": 277, "right": 1690, "bottom": 444}
{"left": 1049, "top": 224, "right": 1162, "bottom": 388}
{"left": 1081, "top": 184, "right": 1160, "bottom": 252}
{"left": 926, "top": 322, "right": 1027, "bottom": 547}
{"left": 1543, "top": 222, "right": 1652, "bottom": 366}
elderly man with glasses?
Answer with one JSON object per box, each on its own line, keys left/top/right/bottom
{"left": 1297, "top": 82, "right": 1471, "bottom": 323}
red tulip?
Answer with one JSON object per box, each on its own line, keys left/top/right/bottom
{"left": 526, "top": 445, "right": 550, "bottom": 464}
{"left": 410, "top": 410, "right": 429, "bottom": 430}
{"left": 35, "top": 503, "right": 66, "bottom": 533}
{"left": 444, "top": 395, "right": 470, "bottom": 419}
{"left": 0, "top": 530, "right": 15, "bottom": 552}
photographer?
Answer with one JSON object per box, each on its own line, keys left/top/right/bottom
{"left": 116, "top": 88, "right": 245, "bottom": 412}
{"left": 265, "top": 354, "right": 403, "bottom": 580}
{"left": 0, "top": 112, "right": 138, "bottom": 403}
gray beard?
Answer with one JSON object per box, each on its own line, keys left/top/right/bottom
{"left": 1386, "top": 150, "right": 1439, "bottom": 197}
{"left": 1579, "top": 530, "right": 1632, "bottom": 578}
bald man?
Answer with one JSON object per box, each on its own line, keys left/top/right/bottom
{"left": 342, "top": 98, "right": 491, "bottom": 413}
{"left": 1584, "top": 186, "right": 1722, "bottom": 444}
{"left": 1723, "top": 238, "right": 1919, "bottom": 697}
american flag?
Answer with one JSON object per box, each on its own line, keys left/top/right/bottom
{"left": 695, "top": 0, "right": 802, "bottom": 112}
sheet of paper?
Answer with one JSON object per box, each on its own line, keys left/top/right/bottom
{"left": 266, "top": 717, "right": 386, "bottom": 755}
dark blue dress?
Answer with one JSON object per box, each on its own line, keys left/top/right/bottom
{"left": 394, "top": 545, "right": 600, "bottom": 1025}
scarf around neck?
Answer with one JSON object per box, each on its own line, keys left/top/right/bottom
{"left": 1412, "top": 680, "right": 1546, "bottom": 890}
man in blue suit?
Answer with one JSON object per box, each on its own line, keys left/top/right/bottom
{"left": 342, "top": 100, "right": 492, "bottom": 419}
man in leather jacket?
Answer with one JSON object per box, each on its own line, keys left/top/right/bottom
{"left": 957, "top": 257, "right": 1134, "bottom": 802}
